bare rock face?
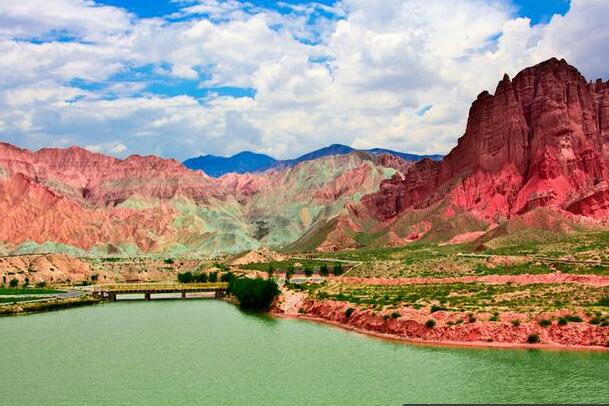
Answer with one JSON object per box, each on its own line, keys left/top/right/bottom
{"left": 363, "top": 58, "right": 609, "bottom": 223}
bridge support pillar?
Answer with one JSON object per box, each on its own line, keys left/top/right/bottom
{"left": 215, "top": 290, "right": 225, "bottom": 299}
{"left": 144, "top": 292, "right": 151, "bottom": 301}
{"left": 182, "top": 292, "right": 186, "bottom": 299}
{"left": 109, "top": 292, "right": 116, "bottom": 302}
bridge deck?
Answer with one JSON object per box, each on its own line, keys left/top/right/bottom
{"left": 93, "top": 282, "right": 228, "bottom": 295}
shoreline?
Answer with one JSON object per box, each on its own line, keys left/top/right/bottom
{"left": 276, "top": 312, "right": 609, "bottom": 352}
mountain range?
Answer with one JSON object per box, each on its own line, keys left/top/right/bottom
{"left": 1, "top": 58, "right": 608, "bottom": 256}
{"left": 183, "top": 144, "right": 442, "bottom": 177}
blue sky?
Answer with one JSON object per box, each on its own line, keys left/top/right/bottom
{"left": 2, "top": 0, "right": 607, "bottom": 161}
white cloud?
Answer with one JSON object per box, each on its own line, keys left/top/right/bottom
{"left": 1, "top": 0, "right": 609, "bottom": 161}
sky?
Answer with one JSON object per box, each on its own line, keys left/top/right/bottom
{"left": 1, "top": 0, "right": 607, "bottom": 161}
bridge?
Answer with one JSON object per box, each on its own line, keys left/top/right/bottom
{"left": 92, "top": 282, "right": 229, "bottom": 301}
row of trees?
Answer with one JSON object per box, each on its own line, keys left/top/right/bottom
{"left": 177, "top": 271, "right": 220, "bottom": 283}
{"left": 270, "top": 262, "right": 343, "bottom": 279}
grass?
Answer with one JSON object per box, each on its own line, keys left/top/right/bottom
{"left": 0, "top": 287, "right": 62, "bottom": 295}
{"left": 0, "top": 296, "right": 40, "bottom": 303}
{"left": 299, "top": 281, "right": 609, "bottom": 314}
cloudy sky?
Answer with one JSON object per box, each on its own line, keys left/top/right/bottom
{"left": 1, "top": 0, "right": 606, "bottom": 160}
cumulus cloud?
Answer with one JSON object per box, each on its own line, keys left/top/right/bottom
{"left": 1, "top": 0, "right": 609, "bottom": 160}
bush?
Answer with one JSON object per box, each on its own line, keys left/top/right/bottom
{"left": 9, "top": 278, "right": 18, "bottom": 288}
{"left": 332, "top": 263, "right": 343, "bottom": 276}
{"left": 267, "top": 265, "right": 274, "bottom": 277}
{"left": 558, "top": 317, "right": 568, "bottom": 326}
{"left": 35, "top": 281, "right": 47, "bottom": 288}
{"left": 430, "top": 305, "right": 445, "bottom": 313}
{"left": 208, "top": 272, "right": 218, "bottom": 283}
{"left": 566, "top": 315, "right": 583, "bottom": 322}
{"left": 303, "top": 266, "right": 314, "bottom": 277}
{"left": 527, "top": 333, "right": 541, "bottom": 344}
{"left": 345, "top": 307, "right": 355, "bottom": 318}
{"left": 596, "top": 296, "right": 609, "bottom": 307}
{"left": 468, "top": 315, "right": 477, "bottom": 323}
{"left": 163, "top": 258, "right": 174, "bottom": 264}
{"left": 319, "top": 264, "right": 329, "bottom": 276}
{"left": 228, "top": 277, "right": 279, "bottom": 311}
{"left": 538, "top": 319, "right": 552, "bottom": 328}
{"left": 511, "top": 319, "right": 521, "bottom": 327}
{"left": 489, "top": 313, "right": 499, "bottom": 322}
{"left": 23, "top": 278, "right": 29, "bottom": 288}
{"left": 391, "top": 312, "right": 401, "bottom": 319}
{"left": 425, "top": 319, "right": 436, "bottom": 329}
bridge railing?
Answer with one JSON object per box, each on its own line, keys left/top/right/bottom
{"left": 93, "top": 282, "right": 228, "bottom": 293}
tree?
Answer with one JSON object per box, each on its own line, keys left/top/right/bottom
{"left": 332, "top": 263, "right": 343, "bottom": 276}
{"left": 177, "top": 271, "right": 194, "bottom": 283}
{"left": 195, "top": 272, "right": 208, "bottom": 283}
{"left": 9, "top": 278, "right": 18, "bottom": 288}
{"left": 285, "top": 264, "right": 295, "bottom": 281}
{"left": 319, "top": 263, "right": 329, "bottom": 276}
{"left": 208, "top": 272, "right": 218, "bottom": 283}
{"left": 221, "top": 272, "right": 235, "bottom": 283}
{"left": 23, "top": 278, "right": 29, "bottom": 288}
{"left": 90, "top": 274, "right": 99, "bottom": 282}
{"left": 303, "top": 265, "right": 313, "bottom": 277}
{"left": 228, "top": 277, "right": 280, "bottom": 311}
{"left": 267, "top": 264, "right": 274, "bottom": 278}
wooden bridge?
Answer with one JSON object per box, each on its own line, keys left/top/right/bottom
{"left": 92, "top": 282, "right": 228, "bottom": 301}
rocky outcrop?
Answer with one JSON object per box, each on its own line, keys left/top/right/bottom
{"left": 363, "top": 58, "right": 609, "bottom": 224}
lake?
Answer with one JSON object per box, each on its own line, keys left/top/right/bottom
{"left": 1, "top": 300, "right": 608, "bottom": 405}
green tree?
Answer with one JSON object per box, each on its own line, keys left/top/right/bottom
{"left": 303, "top": 265, "right": 313, "bottom": 277}
{"left": 285, "top": 264, "right": 295, "bottom": 281}
{"left": 221, "top": 272, "right": 235, "bottom": 283}
{"left": 208, "top": 272, "right": 218, "bottom": 283}
{"left": 23, "top": 278, "right": 29, "bottom": 288}
{"left": 228, "top": 277, "right": 280, "bottom": 311}
{"left": 319, "top": 264, "right": 329, "bottom": 276}
{"left": 195, "top": 273, "right": 208, "bottom": 283}
{"left": 332, "top": 263, "right": 343, "bottom": 276}
{"left": 9, "top": 278, "right": 18, "bottom": 288}
{"left": 267, "top": 264, "right": 274, "bottom": 278}
{"left": 177, "top": 271, "right": 194, "bottom": 283}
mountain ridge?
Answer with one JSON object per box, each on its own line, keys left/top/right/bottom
{"left": 183, "top": 143, "right": 442, "bottom": 177}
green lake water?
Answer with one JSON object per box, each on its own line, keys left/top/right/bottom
{"left": 1, "top": 300, "right": 608, "bottom": 405}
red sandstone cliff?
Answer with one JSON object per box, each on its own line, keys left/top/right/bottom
{"left": 362, "top": 58, "right": 609, "bottom": 224}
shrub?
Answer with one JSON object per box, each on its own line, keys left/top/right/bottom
{"left": 391, "top": 312, "right": 401, "bottom": 319}
{"left": 425, "top": 319, "right": 436, "bottom": 329}
{"left": 90, "top": 274, "right": 98, "bottom": 282}
{"left": 298, "top": 307, "right": 305, "bottom": 314}
{"left": 558, "top": 317, "right": 568, "bottom": 326}
{"left": 9, "top": 278, "right": 18, "bottom": 288}
{"left": 319, "top": 264, "right": 329, "bottom": 276}
{"left": 228, "top": 277, "right": 279, "bottom": 311}
{"left": 590, "top": 317, "right": 602, "bottom": 325}
{"left": 383, "top": 314, "right": 390, "bottom": 321}
{"left": 566, "top": 315, "right": 583, "bottom": 322}
{"left": 489, "top": 313, "right": 499, "bottom": 322}
{"left": 303, "top": 266, "right": 314, "bottom": 277}
{"left": 596, "top": 296, "right": 609, "bottom": 307}
{"left": 267, "top": 265, "right": 274, "bottom": 277}
{"left": 332, "top": 263, "right": 343, "bottom": 276}
{"left": 538, "top": 319, "right": 552, "bottom": 328}
{"left": 468, "top": 315, "right": 477, "bottom": 323}
{"left": 345, "top": 307, "right": 355, "bottom": 318}
{"left": 23, "top": 278, "right": 29, "bottom": 288}
{"left": 527, "top": 333, "right": 541, "bottom": 344}
{"left": 511, "top": 319, "right": 521, "bottom": 327}
{"left": 35, "top": 281, "right": 47, "bottom": 288}
{"left": 208, "top": 272, "right": 218, "bottom": 283}
{"left": 430, "top": 305, "right": 445, "bottom": 313}
{"left": 163, "top": 258, "right": 174, "bottom": 264}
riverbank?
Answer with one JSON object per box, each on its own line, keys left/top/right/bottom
{"left": 273, "top": 289, "right": 609, "bottom": 351}
{"left": 0, "top": 295, "right": 101, "bottom": 316}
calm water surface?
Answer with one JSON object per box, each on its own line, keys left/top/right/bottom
{"left": 1, "top": 300, "right": 608, "bottom": 405}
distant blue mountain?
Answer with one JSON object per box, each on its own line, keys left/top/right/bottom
{"left": 183, "top": 143, "right": 442, "bottom": 177}
{"left": 183, "top": 151, "right": 277, "bottom": 177}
